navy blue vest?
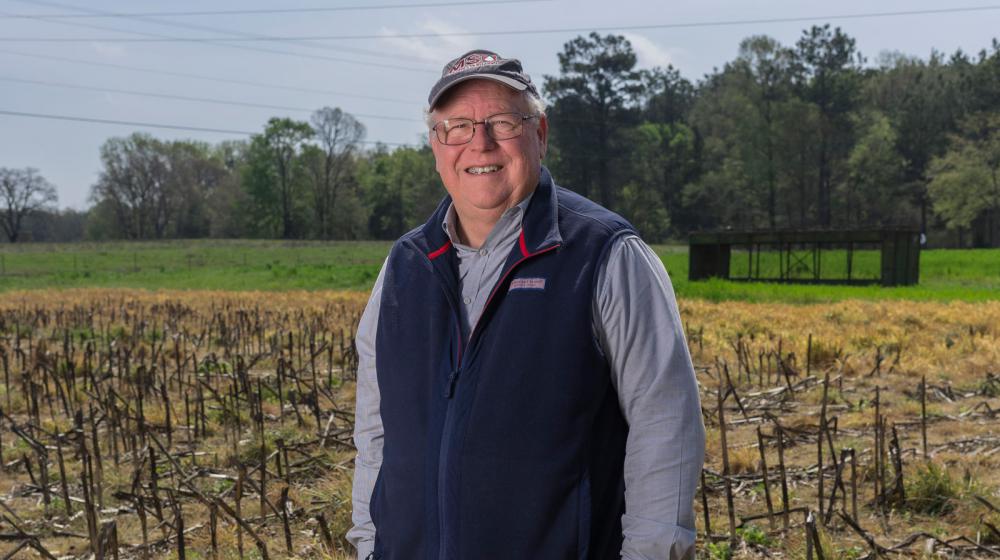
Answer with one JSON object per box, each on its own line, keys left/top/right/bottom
{"left": 372, "top": 167, "right": 635, "bottom": 560}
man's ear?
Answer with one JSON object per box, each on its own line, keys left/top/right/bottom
{"left": 537, "top": 114, "right": 549, "bottom": 159}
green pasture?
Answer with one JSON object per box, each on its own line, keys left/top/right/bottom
{"left": 0, "top": 240, "right": 389, "bottom": 292}
{"left": 0, "top": 240, "right": 997, "bottom": 303}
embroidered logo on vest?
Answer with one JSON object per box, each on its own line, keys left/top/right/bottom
{"left": 509, "top": 277, "right": 546, "bottom": 291}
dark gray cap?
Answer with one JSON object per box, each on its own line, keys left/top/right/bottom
{"left": 428, "top": 49, "right": 539, "bottom": 109}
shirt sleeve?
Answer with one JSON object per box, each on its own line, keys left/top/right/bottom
{"left": 347, "top": 259, "right": 388, "bottom": 560}
{"left": 593, "top": 236, "right": 706, "bottom": 560}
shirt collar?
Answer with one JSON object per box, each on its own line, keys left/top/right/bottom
{"left": 441, "top": 191, "right": 535, "bottom": 251}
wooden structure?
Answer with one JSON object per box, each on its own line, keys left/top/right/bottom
{"left": 688, "top": 229, "right": 921, "bottom": 286}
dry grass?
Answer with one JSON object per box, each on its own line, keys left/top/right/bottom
{"left": 0, "top": 291, "right": 998, "bottom": 558}
{"left": 684, "top": 299, "right": 1000, "bottom": 556}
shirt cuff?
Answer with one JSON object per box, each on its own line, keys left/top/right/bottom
{"left": 621, "top": 517, "right": 697, "bottom": 560}
{"left": 355, "top": 540, "right": 374, "bottom": 560}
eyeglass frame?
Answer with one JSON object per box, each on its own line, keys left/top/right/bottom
{"left": 430, "top": 112, "right": 541, "bottom": 146}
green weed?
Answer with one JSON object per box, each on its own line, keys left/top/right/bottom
{"left": 736, "top": 523, "right": 772, "bottom": 546}
{"left": 905, "top": 462, "right": 959, "bottom": 515}
{"left": 705, "top": 541, "right": 731, "bottom": 560}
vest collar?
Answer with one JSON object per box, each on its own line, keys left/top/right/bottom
{"left": 421, "top": 165, "right": 563, "bottom": 260}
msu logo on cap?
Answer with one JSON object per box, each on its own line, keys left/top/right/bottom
{"left": 447, "top": 52, "right": 506, "bottom": 76}
{"left": 429, "top": 49, "right": 537, "bottom": 108}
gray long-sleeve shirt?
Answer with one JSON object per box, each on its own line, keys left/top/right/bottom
{"left": 349, "top": 197, "right": 705, "bottom": 559}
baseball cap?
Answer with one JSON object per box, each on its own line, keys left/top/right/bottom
{"left": 428, "top": 49, "right": 540, "bottom": 109}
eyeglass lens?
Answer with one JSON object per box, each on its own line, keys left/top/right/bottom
{"left": 436, "top": 113, "right": 529, "bottom": 145}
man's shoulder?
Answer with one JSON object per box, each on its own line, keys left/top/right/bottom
{"left": 553, "top": 185, "right": 635, "bottom": 237}
{"left": 397, "top": 224, "right": 427, "bottom": 245}
{"left": 387, "top": 224, "right": 432, "bottom": 254}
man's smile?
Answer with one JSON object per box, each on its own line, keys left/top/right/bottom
{"left": 465, "top": 164, "right": 504, "bottom": 175}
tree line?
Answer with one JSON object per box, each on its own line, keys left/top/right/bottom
{"left": 4, "top": 26, "right": 1000, "bottom": 246}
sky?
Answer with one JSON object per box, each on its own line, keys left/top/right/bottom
{"left": 1, "top": 0, "right": 999, "bottom": 210}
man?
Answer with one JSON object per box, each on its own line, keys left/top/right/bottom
{"left": 349, "top": 49, "right": 704, "bottom": 559}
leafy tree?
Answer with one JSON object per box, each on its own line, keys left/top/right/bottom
{"left": 90, "top": 134, "right": 232, "bottom": 239}
{"left": 682, "top": 158, "right": 760, "bottom": 231}
{"left": 244, "top": 118, "right": 314, "bottom": 239}
{"left": 84, "top": 198, "right": 125, "bottom": 240}
{"left": 90, "top": 133, "right": 172, "bottom": 239}
{"left": 166, "top": 140, "right": 228, "bottom": 238}
{"left": 688, "top": 36, "right": 817, "bottom": 231}
{"left": 0, "top": 167, "right": 58, "bottom": 242}
{"left": 359, "top": 145, "right": 440, "bottom": 239}
{"left": 687, "top": 67, "right": 755, "bottom": 230}
{"left": 25, "top": 208, "right": 86, "bottom": 242}
{"left": 622, "top": 121, "right": 698, "bottom": 237}
{"left": 865, "top": 51, "right": 962, "bottom": 232}
{"left": 306, "top": 107, "right": 366, "bottom": 239}
{"left": 841, "top": 111, "right": 909, "bottom": 226}
{"left": 956, "top": 40, "right": 1000, "bottom": 114}
{"left": 737, "top": 36, "right": 798, "bottom": 228}
{"left": 774, "top": 99, "right": 822, "bottom": 227}
{"left": 641, "top": 65, "right": 695, "bottom": 125}
{"left": 929, "top": 112, "right": 1000, "bottom": 247}
{"left": 795, "top": 25, "right": 862, "bottom": 226}
{"left": 544, "top": 33, "right": 646, "bottom": 208}
{"left": 619, "top": 181, "right": 669, "bottom": 241}
{"left": 207, "top": 140, "right": 252, "bottom": 238}
{"left": 689, "top": 58, "right": 771, "bottom": 230}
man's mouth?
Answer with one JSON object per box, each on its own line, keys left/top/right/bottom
{"left": 465, "top": 165, "right": 503, "bottom": 175}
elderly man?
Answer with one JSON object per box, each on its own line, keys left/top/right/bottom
{"left": 348, "top": 49, "right": 705, "bottom": 560}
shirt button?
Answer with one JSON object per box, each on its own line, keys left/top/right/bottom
{"left": 463, "top": 297, "right": 472, "bottom": 305}
{"left": 480, "top": 248, "right": 489, "bottom": 256}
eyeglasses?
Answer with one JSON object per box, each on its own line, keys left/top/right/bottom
{"left": 431, "top": 112, "right": 539, "bottom": 146}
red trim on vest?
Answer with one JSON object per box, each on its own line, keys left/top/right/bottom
{"left": 518, "top": 230, "right": 530, "bottom": 257}
{"left": 428, "top": 240, "right": 452, "bottom": 260}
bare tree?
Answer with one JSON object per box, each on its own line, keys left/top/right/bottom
{"left": 307, "top": 107, "right": 365, "bottom": 239}
{"left": 0, "top": 167, "right": 58, "bottom": 242}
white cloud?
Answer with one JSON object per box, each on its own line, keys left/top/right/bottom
{"left": 377, "top": 18, "right": 476, "bottom": 66}
{"left": 623, "top": 33, "right": 675, "bottom": 69}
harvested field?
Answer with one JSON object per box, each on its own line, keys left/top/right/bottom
{"left": 0, "top": 290, "right": 998, "bottom": 558}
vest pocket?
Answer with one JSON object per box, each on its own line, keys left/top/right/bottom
{"left": 577, "top": 468, "right": 592, "bottom": 560}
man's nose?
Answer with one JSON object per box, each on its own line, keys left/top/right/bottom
{"left": 469, "top": 123, "right": 498, "bottom": 150}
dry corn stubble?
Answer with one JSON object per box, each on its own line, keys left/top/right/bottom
{"left": 0, "top": 290, "right": 998, "bottom": 557}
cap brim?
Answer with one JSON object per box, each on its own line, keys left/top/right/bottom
{"left": 429, "top": 74, "right": 528, "bottom": 109}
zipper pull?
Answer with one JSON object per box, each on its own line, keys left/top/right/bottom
{"left": 443, "top": 369, "right": 460, "bottom": 398}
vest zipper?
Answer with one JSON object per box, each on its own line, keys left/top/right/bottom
{"left": 436, "top": 240, "right": 560, "bottom": 559}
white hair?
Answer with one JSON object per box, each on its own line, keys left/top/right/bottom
{"left": 424, "top": 90, "right": 547, "bottom": 129}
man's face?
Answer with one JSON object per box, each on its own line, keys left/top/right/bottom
{"left": 429, "top": 80, "right": 548, "bottom": 218}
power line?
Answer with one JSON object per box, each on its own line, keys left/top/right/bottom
{"left": 4, "top": 5, "right": 999, "bottom": 42}
{"left": 3, "top": 0, "right": 438, "bottom": 73}
{"left": 6, "top": 0, "right": 436, "bottom": 72}
{"left": 0, "top": 76, "right": 423, "bottom": 123}
{"left": 0, "top": 0, "right": 553, "bottom": 19}
{"left": 0, "top": 109, "right": 416, "bottom": 146}
{"left": 0, "top": 49, "right": 420, "bottom": 105}
{"left": 0, "top": 109, "right": 256, "bottom": 134}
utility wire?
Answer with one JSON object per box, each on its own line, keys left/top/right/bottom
{"left": 0, "top": 76, "right": 423, "bottom": 123}
{"left": 0, "top": 49, "right": 420, "bottom": 105}
{"left": 4, "top": 5, "right": 999, "bottom": 42}
{"left": 0, "top": 109, "right": 256, "bottom": 134}
{"left": 8, "top": 0, "right": 439, "bottom": 70}
{"left": 0, "top": 109, "right": 415, "bottom": 146}
{"left": 0, "top": 0, "right": 553, "bottom": 18}
{"left": 1, "top": 2, "right": 435, "bottom": 74}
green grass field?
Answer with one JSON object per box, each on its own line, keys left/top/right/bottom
{"left": 0, "top": 239, "right": 997, "bottom": 302}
